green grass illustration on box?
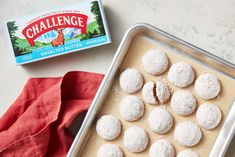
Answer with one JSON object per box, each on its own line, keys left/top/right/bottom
{"left": 7, "top": 1, "right": 106, "bottom": 57}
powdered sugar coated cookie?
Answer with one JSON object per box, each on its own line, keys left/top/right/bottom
{"left": 142, "top": 49, "right": 169, "bottom": 75}
{"left": 142, "top": 81, "right": 171, "bottom": 105}
{"left": 119, "top": 68, "right": 144, "bottom": 94}
{"left": 149, "top": 139, "right": 174, "bottom": 157}
{"left": 174, "top": 121, "right": 202, "bottom": 147}
{"left": 123, "top": 126, "right": 149, "bottom": 153}
{"left": 148, "top": 107, "right": 173, "bottom": 134}
{"left": 196, "top": 103, "right": 222, "bottom": 130}
{"left": 171, "top": 90, "right": 196, "bottom": 116}
{"left": 97, "top": 144, "right": 123, "bottom": 157}
{"left": 195, "top": 73, "right": 221, "bottom": 100}
{"left": 168, "top": 61, "right": 195, "bottom": 87}
{"left": 96, "top": 115, "right": 121, "bottom": 140}
{"left": 119, "top": 95, "right": 144, "bottom": 121}
{"left": 142, "top": 81, "right": 158, "bottom": 105}
{"left": 177, "top": 150, "right": 199, "bottom": 157}
{"left": 156, "top": 81, "right": 171, "bottom": 104}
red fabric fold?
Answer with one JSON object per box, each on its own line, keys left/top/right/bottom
{"left": 0, "top": 71, "right": 104, "bottom": 157}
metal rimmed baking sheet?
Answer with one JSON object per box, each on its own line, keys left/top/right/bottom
{"left": 67, "top": 23, "right": 235, "bottom": 157}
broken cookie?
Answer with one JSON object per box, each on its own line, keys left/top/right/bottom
{"left": 142, "top": 81, "right": 170, "bottom": 105}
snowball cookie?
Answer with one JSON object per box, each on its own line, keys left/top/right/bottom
{"left": 97, "top": 144, "right": 123, "bottom": 157}
{"left": 168, "top": 61, "right": 195, "bottom": 87}
{"left": 142, "top": 81, "right": 158, "bottom": 105}
{"left": 156, "top": 81, "right": 171, "bottom": 104}
{"left": 96, "top": 115, "right": 121, "bottom": 140}
{"left": 174, "top": 121, "right": 202, "bottom": 147}
{"left": 149, "top": 139, "right": 174, "bottom": 157}
{"left": 171, "top": 90, "right": 196, "bottom": 116}
{"left": 148, "top": 107, "right": 173, "bottom": 134}
{"left": 142, "top": 49, "right": 169, "bottom": 75}
{"left": 123, "top": 126, "right": 149, "bottom": 153}
{"left": 195, "top": 73, "right": 221, "bottom": 100}
{"left": 142, "top": 81, "right": 171, "bottom": 105}
{"left": 177, "top": 150, "right": 199, "bottom": 157}
{"left": 119, "top": 68, "right": 144, "bottom": 94}
{"left": 119, "top": 95, "right": 145, "bottom": 121}
{"left": 196, "top": 103, "right": 222, "bottom": 130}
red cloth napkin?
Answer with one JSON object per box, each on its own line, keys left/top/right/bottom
{"left": 0, "top": 71, "right": 104, "bottom": 157}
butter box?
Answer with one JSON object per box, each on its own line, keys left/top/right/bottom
{"left": 6, "top": 0, "right": 111, "bottom": 65}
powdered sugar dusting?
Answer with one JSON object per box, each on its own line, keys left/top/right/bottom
{"left": 119, "top": 95, "right": 144, "bottom": 121}
{"left": 123, "top": 126, "right": 149, "bottom": 153}
{"left": 168, "top": 61, "right": 195, "bottom": 87}
{"left": 171, "top": 90, "right": 196, "bottom": 116}
{"left": 177, "top": 150, "right": 199, "bottom": 157}
{"left": 196, "top": 103, "right": 222, "bottom": 130}
{"left": 142, "top": 81, "right": 158, "bottom": 105}
{"left": 96, "top": 115, "right": 121, "bottom": 141}
{"left": 119, "top": 68, "right": 144, "bottom": 94}
{"left": 156, "top": 81, "right": 171, "bottom": 104}
{"left": 148, "top": 107, "right": 173, "bottom": 134}
{"left": 97, "top": 144, "right": 123, "bottom": 157}
{"left": 142, "top": 49, "right": 169, "bottom": 75}
{"left": 174, "top": 121, "right": 202, "bottom": 147}
{"left": 195, "top": 73, "right": 221, "bottom": 100}
{"left": 149, "top": 139, "right": 174, "bottom": 157}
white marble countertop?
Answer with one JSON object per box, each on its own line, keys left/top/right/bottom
{"left": 0, "top": 0, "right": 235, "bottom": 156}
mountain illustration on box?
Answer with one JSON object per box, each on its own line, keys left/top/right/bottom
{"left": 7, "top": 1, "right": 106, "bottom": 57}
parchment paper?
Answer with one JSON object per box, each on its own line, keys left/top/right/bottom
{"left": 80, "top": 35, "right": 235, "bottom": 157}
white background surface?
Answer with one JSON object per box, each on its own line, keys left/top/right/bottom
{"left": 0, "top": 0, "right": 235, "bottom": 156}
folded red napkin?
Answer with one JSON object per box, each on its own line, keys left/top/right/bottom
{"left": 0, "top": 71, "right": 104, "bottom": 157}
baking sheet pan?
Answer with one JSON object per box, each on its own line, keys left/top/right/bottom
{"left": 67, "top": 23, "right": 235, "bottom": 157}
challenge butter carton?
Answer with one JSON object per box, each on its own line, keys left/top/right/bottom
{"left": 6, "top": 0, "right": 111, "bottom": 65}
